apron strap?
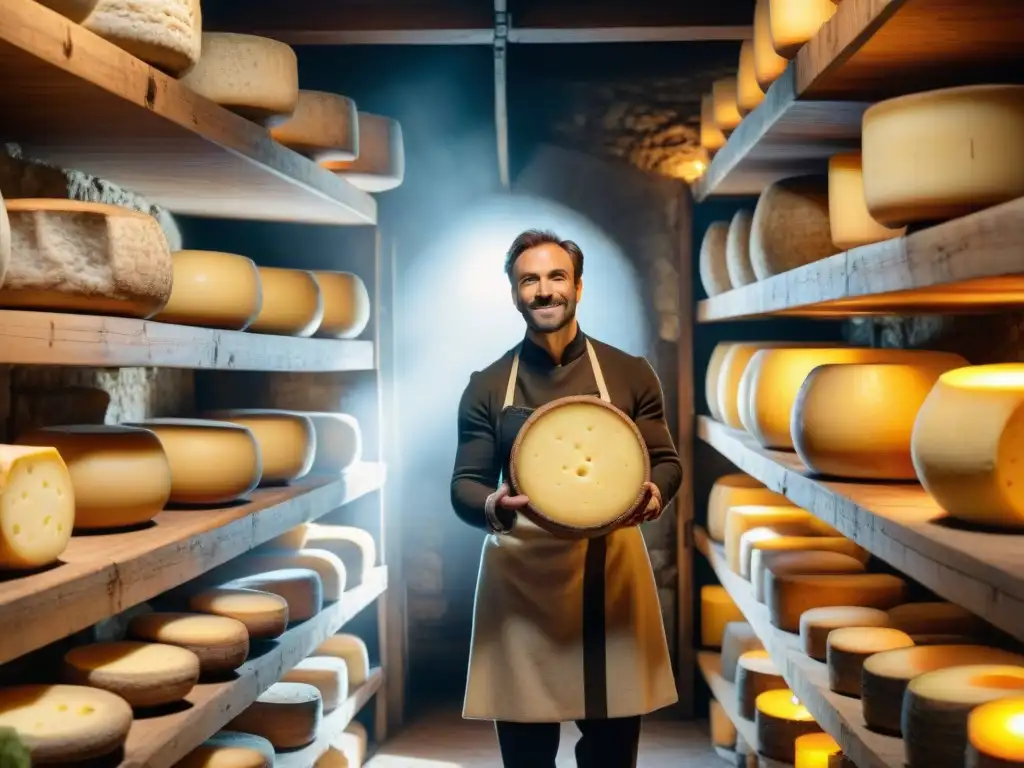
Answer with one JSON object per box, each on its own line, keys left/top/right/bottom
{"left": 585, "top": 339, "right": 611, "bottom": 403}
{"left": 503, "top": 347, "right": 521, "bottom": 409}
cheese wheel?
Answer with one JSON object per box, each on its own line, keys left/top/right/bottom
{"left": 707, "top": 473, "right": 791, "bottom": 542}
{"left": 231, "top": 549, "right": 347, "bottom": 601}
{"left": 127, "top": 612, "right": 250, "bottom": 676}
{"left": 754, "top": 0, "right": 788, "bottom": 90}
{"left": 795, "top": 732, "right": 841, "bottom": 768}
{"left": 313, "top": 271, "right": 371, "bottom": 340}
{"left": 153, "top": 250, "right": 262, "bottom": 330}
{"left": 767, "top": 573, "right": 908, "bottom": 632}
{"left": 827, "top": 153, "right": 906, "bottom": 251}
{"left": 322, "top": 113, "right": 405, "bottom": 193}
{"left": 281, "top": 656, "right": 349, "bottom": 712}
{"left": 249, "top": 267, "right": 324, "bottom": 337}
{"left": 861, "top": 645, "right": 1024, "bottom": 736}
{"left": 737, "top": 42, "right": 765, "bottom": 117}
{"left": 707, "top": 343, "right": 739, "bottom": 422}
{"left": 303, "top": 412, "right": 363, "bottom": 474}
{"left": 887, "top": 603, "right": 987, "bottom": 638}
{"left": 904, "top": 665, "right": 1024, "bottom": 768}
{"left": 799, "top": 606, "right": 890, "bottom": 661}
{"left": 510, "top": 396, "right": 649, "bottom": 536}
{"left": 174, "top": 732, "right": 275, "bottom": 768}
{"left": 228, "top": 682, "right": 323, "bottom": 750}
{"left": 752, "top": 536, "right": 867, "bottom": 578}
{"left": 204, "top": 409, "right": 315, "bottom": 485}
{"left": 0, "top": 444, "right": 75, "bottom": 570}
{"left": 15, "top": 425, "right": 170, "bottom": 530}
{"left": 188, "top": 588, "right": 289, "bottom": 640}
{"left": 0, "top": 200, "right": 172, "bottom": 318}
{"left": 341, "top": 721, "right": 368, "bottom": 766}
{"left": 911, "top": 364, "right": 1024, "bottom": 528}
{"left": 829, "top": 757, "right": 855, "bottom": 768}
{"left": 316, "top": 747, "right": 350, "bottom": 768}
{"left": 755, "top": 550, "right": 866, "bottom": 604}
{"left": 736, "top": 733, "right": 757, "bottom": 768}
{"left": 315, "top": 633, "right": 371, "bottom": 687}
{"left": 750, "top": 176, "right": 839, "bottom": 281}
{"left": 179, "top": 33, "right": 298, "bottom": 124}
{"left": 740, "top": 346, "right": 968, "bottom": 450}
{"left": 286, "top": 524, "right": 377, "bottom": 588}
{"left": 725, "top": 210, "right": 756, "bottom": 288}
{"left": 967, "top": 697, "right": 1024, "bottom": 768}
{"left": 0, "top": 684, "right": 133, "bottom": 763}
{"left": 711, "top": 698, "right": 737, "bottom": 749}
{"left": 62, "top": 641, "right": 200, "bottom": 707}
{"left": 756, "top": 689, "right": 822, "bottom": 762}
{"left": 721, "top": 622, "right": 764, "bottom": 682}
{"left": 699, "top": 222, "right": 732, "bottom": 298}
{"left": 224, "top": 569, "right": 324, "bottom": 623}
{"left": 723, "top": 504, "right": 824, "bottom": 573}
{"left": 862, "top": 85, "right": 1024, "bottom": 227}
{"left": 768, "top": 0, "right": 838, "bottom": 58}
{"left": 701, "top": 586, "right": 744, "bottom": 648}
{"left": 0, "top": 192, "right": 10, "bottom": 287}
{"left": 124, "top": 419, "right": 261, "bottom": 505}
{"left": 738, "top": 522, "right": 824, "bottom": 579}
{"left": 826, "top": 626, "right": 914, "bottom": 697}
{"left": 737, "top": 651, "right": 787, "bottom": 720}
{"left": 712, "top": 79, "right": 743, "bottom": 135}
{"left": 793, "top": 361, "right": 961, "bottom": 479}
{"left": 35, "top": 0, "right": 201, "bottom": 75}
{"left": 270, "top": 91, "right": 358, "bottom": 162}
{"left": 700, "top": 94, "right": 727, "bottom": 155}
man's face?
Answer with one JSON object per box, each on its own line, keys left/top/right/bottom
{"left": 510, "top": 242, "right": 583, "bottom": 333}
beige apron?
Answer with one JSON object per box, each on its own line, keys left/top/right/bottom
{"left": 463, "top": 340, "right": 678, "bottom": 723}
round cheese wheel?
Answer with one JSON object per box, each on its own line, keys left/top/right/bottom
{"left": 62, "top": 640, "right": 200, "bottom": 708}
{"left": 755, "top": 688, "right": 822, "bottom": 763}
{"left": 316, "top": 633, "right": 371, "bottom": 687}
{"left": 270, "top": 90, "right": 359, "bottom": 162}
{"left": 127, "top": 612, "right": 250, "bottom": 676}
{"left": 829, "top": 756, "right": 855, "bottom": 768}
{"left": 887, "top": 602, "right": 987, "bottom": 638}
{"left": 15, "top": 424, "right": 171, "bottom": 530}
{"left": 153, "top": 250, "right": 262, "bottom": 331}
{"left": 724, "top": 504, "right": 830, "bottom": 573}
{"left": 225, "top": 568, "right": 324, "bottom": 623}
{"left": 753, "top": 537, "right": 866, "bottom": 580}
{"left": 736, "top": 42, "right": 765, "bottom": 117}
{"left": 707, "top": 473, "right": 791, "bottom": 542}
{"left": 124, "top": 419, "right": 261, "bottom": 505}
{"left": 701, "top": 585, "right": 744, "bottom": 648}
{"left": 0, "top": 684, "right": 133, "bottom": 763}
{"left": 316, "top": 747, "right": 350, "bottom": 768}
{"left": 737, "top": 650, "right": 787, "bottom": 720}
{"left": 725, "top": 210, "right": 756, "bottom": 288}
{"left": 292, "top": 524, "right": 377, "bottom": 588}
{"left": 228, "top": 682, "right": 323, "bottom": 750}
{"left": 0, "top": 444, "right": 75, "bottom": 570}
{"left": 861, "top": 645, "right": 1024, "bottom": 736}
{"left": 711, "top": 698, "right": 737, "bottom": 749}
{"left": 862, "top": 85, "right": 1024, "bottom": 227}
{"left": 302, "top": 412, "right": 363, "bottom": 474}
{"left": 712, "top": 78, "right": 743, "bottom": 135}
{"left": 707, "top": 343, "right": 740, "bottom": 422}
{"left": 699, "top": 222, "right": 732, "bottom": 298}
{"left": 281, "top": 656, "right": 349, "bottom": 712}
{"left": 750, "top": 176, "right": 839, "bottom": 281}
{"left": 0, "top": 191, "right": 10, "bottom": 288}
{"left": 322, "top": 113, "right": 405, "bottom": 193}
{"left": 510, "top": 396, "right": 649, "bottom": 537}
{"left": 826, "top": 626, "right": 914, "bottom": 697}
{"left": 755, "top": 551, "right": 866, "bottom": 605}
{"left": 795, "top": 732, "right": 841, "bottom": 768}
{"left": 701, "top": 94, "right": 727, "bottom": 154}
{"left": 248, "top": 267, "right": 324, "bottom": 337}
{"left": 204, "top": 409, "right": 315, "bottom": 485}
{"left": 967, "top": 696, "right": 1024, "bottom": 767}
{"left": 721, "top": 622, "right": 764, "bottom": 683}
{"left": 344, "top": 721, "right": 368, "bottom": 763}
{"left": 188, "top": 588, "right": 289, "bottom": 640}
{"left": 754, "top": 0, "right": 788, "bottom": 90}
{"left": 236, "top": 549, "right": 347, "bottom": 601}
{"left": 179, "top": 33, "right": 299, "bottom": 125}
{"left": 767, "top": 573, "right": 907, "bottom": 633}
{"left": 176, "top": 732, "right": 275, "bottom": 768}
{"left": 313, "top": 271, "right": 371, "bottom": 339}
{"left": 769, "top": 0, "right": 838, "bottom": 58}
{"left": 827, "top": 153, "right": 906, "bottom": 251}
{"left": 738, "top": 523, "right": 823, "bottom": 579}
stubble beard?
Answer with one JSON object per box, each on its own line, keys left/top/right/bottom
{"left": 519, "top": 295, "right": 577, "bottom": 334}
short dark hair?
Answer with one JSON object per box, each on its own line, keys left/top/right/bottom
{"left": 504, "top": 229, "right": 584, "bottom": 285}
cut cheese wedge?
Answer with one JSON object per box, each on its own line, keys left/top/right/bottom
{"left": 750, "top": 176, "right": 838, "bottom": 281}
{"left": 62, "top": 640, "right": 200, "bottom": 708}
{"left": 736, "top": 43, "right": 764, "bottom": 117}
{"left": 769, "top": 0, "right": 838, "bottom": 58}
{"left": 188, "top": 588, "right": 289, "bottom": 640}
{"left": 753, "top": 0, "right": 788, "bottom": 90}
{"left": 707, "top": 473, "right": 791, "bottom": 542}
{"left": 967, "top": 696, "right": 1024, "bottom": 767}
{"left": 699, "top": 221, "right": 732, "bottom": 298}
{"left": 707, "top": 344, "right": 740, "bottom": 422}
{"left": 127, "top": 612, "right": 250, "bottom": 676}
{"left": 725, "top": 210, "right": 756, "bottom": 288}
{"left": 738, "top": 522, "right": 823, "bottom": 579}
{"left": 887, "top": 603, "right": 987, "bottom": 638}
{"left": 228, "top": 682, "right": 323, "bottom": 750}
{"left": 315, "top": 633, "right": 371, "bottom": 686}
{"left": 712, "top": 79, "right": 743, "bottom": 135}
{"left": 826, "top": 626, "right": 914, "bottom": 697}
{"left": 721, "top": 622, "right": 763, "bottom": 683}
{"left": 754, "top": 550, "right": 866, "bottom": 604}
{"left": 723, "top": 505, "right": 829, "bottom": 573}
{"left": 322, "top": 113, "right": 405, "bottom": 193}
{"left": 700, "top": 94, "right": 727, "bottom": 155}
{"left": 154, "top": 250, "right": 262, "bottom": 331}
{"left": 827, "top": 153, "right": 906, "bottom": 251}
{"left": 795, "top": 733, "right": 842, "bottom": 768}
{"left": 799, "top": 606, "right": 890, "bottom": 661}
{"left": 737, "top": 650, "right": 786, "bottom": 720}
{"left": 767, "top": 573, "right": 908, "bottom": 633}
{"left": 303, "top": 412, "right": 363, "bottom": 474}
{"left": 281, "top": 656, "right": 349, "bottom": 712}
{"left": 174, "top": 731, "right": 275, "bottom": 768}
{"left": 755, "top": 688, "right": 822, "bottom": 763}
{"left": 278, "top": 524, "right": 377, "bottom": 588}
{"left": 701, "top": 585, "right": 744, "bottom": 648}
{"left": 224, "top": 569, "right": 324, "bottom": 623}
{"left": 270, "top": 91, "right": 359, "bottom": 162}
{"left": 0, "top": 444, "right": 75, "bottom": 569}
{"left": 711, "top": 698, "right": 737, "bottom": 749}
{"left": 313, "top": 271, "right": 372, "bottom": 340}
{"left": 249, "top": 267, "right": 324, "bottom": 337}
{"left": 204, "top": 409, "right": 316, "bottom": 485}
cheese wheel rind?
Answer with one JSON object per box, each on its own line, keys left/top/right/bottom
{"left": 174, "top": 731, "right": 275, "bottom": 768}
{"left": 768, "top": 573, "right": 908, "bottom": 633}
{"left": 721, "top": 622, "right": 764, "bottom": 683}
{"left": 967, "top": 696, "right": 1024, "bottom": 767}
{"left": 706, "top": 344, "right": 737, "bottom": 422}
{"left": 753, "top": 0, "right": 788, "bottom": 90}
{"left": 321, "top": 113, "right": 405, "bottom": 192}
{"left": 708, "top": 472, "right": 790, "bottom": 542}
{"left": 737, "top": 650, "right": 786, "bottom": 720}
{"left": 303, "top": 412, "right": 363, "bottom": 474}
{"left": 700, "top": 94, "right": 726, "bottom": 155}
{"left": 826, "top": 627, "right": 914, "bottom": 697}
{"left": 224, "top": 568, "right": 324, "bottom": 624}
{"left": 724, "top": 505, "right": 829, "bottom": 573}
{"left": 127, "top": 612, "right": 250, "bottom": 675}
{"left": 315, "top": 633, "right": 371, "bottom": 687}
{"left": 249, "top": 267, "right": 324, "bottom": 338}
{"left": 711, "top": 698, "right": 737, "bottom": 749}
{"left": 756, "top": 550, "right": 866, "bottom": 605}
{"left": 887, "top": 602, "right": 987, "bottom": 637}
{"left": 229, "top": 549, "right": 347, "bottom": 601}
{"left": 725, "top": 210, "right": 756, "bottom": 288}
{"left": 0, "top": 444, "right": 75, "bottom": 569}
{"left": 270, "top": 90, "right": 359, "bottom": 162}
{"left": 0, "top": 191, "right": 10, "bottom": 287}
{"left": 204, "top": 409, "right": 316, "bottom": 485}
{"left": 712, "top": 78, "right": 743, "bottom": 135}
{"left": 154, "top": 250, "right": 262, "bottom": 331}
{"left": 188, "top": 588, "right": 289, "bottom": 640}
{"left": 62, "top": 641, "right": 200, "bottom": 707}
{"left": 280, "top": 656, "right": 350, "bottom": 712}
{"left": 699, "top": 221, "right": 732, "bottom": 298}
{"left": 768, "top": 0, "right": 838, "bottom": 59}
{"left": 736, "top": 43, "right": 765, "bottom": 117}
{"left": 228, "top": 682, "right": 323, "bottom": 750}
{"left": 701, "top": 586, "right": 745, "bottom": 648}
{"left": 827, "top": 152, "right": 906, "bottom": 251}
{"left": 750, "top": 176, "right": 838, "bottom": 281}
{"left": 799, "top": 606, "right": 889, "bottom": 661}
{"left": 755, "top": 688, "right": 822, "bottom": 763}
{"left": 313, "top": 271, "right": 371, "bottom": 340}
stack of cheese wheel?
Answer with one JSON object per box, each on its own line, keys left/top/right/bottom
{"left": 62, "top": 641, "right": 201, "bottom": 707}
{"left": 313, "top": 271, "right": 372, "bottom": 339}
{"left": 967, "top": 696, "right": 1024, "bottom": 768}
{"left": 710, "top": 698, "right": 737, "bottom": 750}
{"left": 792, "top": 358, "right": 965, "bottom": 479}
{"left": 176, "top": 732, "right": 276, "bottom": 768}
{"left": 702, "top": 585, "right": 744, "bottom": 648}
{"left": 188, "top": 587, "right": 290, "bottom": 640}
{"left": 737, "top": 522, "right": 833, "bottom": 579}
{"left": 225, "top": 568, "right": 324, "bottom": 624}
{"left": 861, "top": 645, "right": 1024, "bottom": 736}
{"left": 707, "top": 472, "right": 791, "bottom": 541}
{"left": 226, "top": 549, "right": 348, "bottom": 601}
{"left": 737, "top": 650, "right": 786, "bottom": 719}
{"left": 127, "top": 612, "right": 250, "bottom": 678}
{"left": 768, "top": 571, "right": 907, "bottom": 633}
{"left": 827, "top": 153, "right": 906, "bottom": 251}
{"left": 316, "top": 634, "right": 371, "bottom": 687}
{"left": 712, "top": 78, "right": 743, "bottom": 136}
{"left": 282, "top": 656, "right": 350, "bottom": 712}
{"left": 270, "top": 523, "right": 377, "bottom": 587}
{"left": 799, "top": 606, "right": 889, "bottom": 661}
{"left": 699, "top": 221, "right": 732, "bottom": 298}
{"left": 755, "top": 688, "right": 822, "bottom": 763}
{"left": 755, "top": 550, "right": 866, "bottom": 605}
{"left": 205, "top": 409, "right": 316, "bottom": 485}
{"left": 249, "top": 267, "right": 324, "bottom": 337}
{"left": 721, "top": 622, "right": 764, "bottom": 681}
{"left": 270, "top": 91, "right": 359, "bottom": 162}
{"left": 753, "top": 0, "right": 787, "bottom": 91}
{"left": 230, "top": 682, "right": 324, "bottom": 750}
{"left": 723, "top": 503, "right": 836, "bottom": 574}
{"left": 322, "top": 112, "right": 405, "bottom": 193}
{"left": 887, "top": 602, "right": 988, "bottom": 643}
{"left": 0, "top": 444, "right": 75, "bottom": 570}
{"left": 153, "top": 250, "right": 263, "bottom": 330}
{"left": 768, "top": 0, "right": 837, "bottom": 58}
{"left": 749, "top": 176, "right": 839, "bottom": 281}
{"left": 726, "top": 210, "right": 756, "bottom": 288}
{"left": 826, "top": 626, "right": 914, "bottom": 697}
{"left": 736, "top": 43, "right": 764, "bottom": 117}
{"left": 794, "top": 732, "right": 841, "bottom": 768}
{"left": 700, "top": 94, "right": 727, "bottom": 156}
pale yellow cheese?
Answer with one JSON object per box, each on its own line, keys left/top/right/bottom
{"left": 887, "top": 603, "right": 987, "bottom": 638}
{"left": 231, "top": 549, "right": 347, "bottom": 601}
{"left": 768, "top": 573, "right": 907, "bottom": 632}
{"left": 706, "top": 343, "right": 740, "bottom": 422}
{"left": 725, "top": 210, "right": 756, "bottom": 288}
{"left": 0, "top": 684, "right": 133, "bottom": 763}
{"left": 795, "top": 733, "right": 841, "bottom": 768}
{"left": 281, "top": 656, "right": 349, "bottom": 712}
{"left": 228, "top": 682, "right": 323, "bottom": 750}
{"left": 303, "top": 412, "right": 363, "bottom": 474}
{"left": 707, "top": 473, "right": 791, "bottom": 542}
{"left": 283, "top": 524, "right": 377, "bottom": 588}
{"left": 699, "top": 221, "right": 732, "bottom": 297}
{"left": 0, "top": 191, "right": 10, "bottom": 287}
{"left": 204, "top": 409, "right": 316, "bottom": 485}
{"left": 737, "top": 650, "right": 786, "bottom": 720}
{"left": 127, "top": 612, "right": 250, "bottom": 676}
{"left": 342, "top": 721, "right": 368, "bottom": 766}
{"left": 826, "top": 626, "right": 914, "bottom": 697}
{"left": 792, "top": 360, "right": 963, "bottom": 479}
{"left": 313, "top": 271, "right": 371, "bottom": 340}
{"left": 316, "top": 747, "right": 350, "bottom": 768}
{"left": 721, "top": 622, "right": 764, "bottom": 682}
{"left": 700, "top": 94, "right": 727, "bottom": 155}
{"left": 712, "top": 79, "right": 743, "bottom": 135}
{"left": 0, "top": 444, "right": 75, "bottom": 569}
{"left": 862, "top": 85, "right": 1024, "bottom": 227}
{"left": 15, "top": 425, "right": 170, "bottom": 530}
{"left": 711, "top": 698, "right": 737, "bottom": 749}
{"left": 179, "top": 33, "right": 299, "bottom": 124}
{"left": 174, "top": 732, "right": 275, "bottom": 768}
{"left": 753, "top": 0, "right": 789, "bottom": 90}
{"left": 271, "top": 91, "right": 359, "bottom": 162}
{"left": 124, "top": 419, "right": 261, "bottom": 505}
{"left": 967, "top": 697, "right": 1024, "bottom": 767}
{"left": 188, "top": 588, "right": 289, "bottom": 640}
{"left": 756, "top": 551, "right": 866, "bottom": 605}
{"left": 321, "top": 113, "right": 405, "bottom": 193}
{"left": 224, "top": 568, "right": 324, "bottom": 623}
{"left": 62, "top": 640, "right": 200, "bottom": 707}
{"left": 0, "top": 199, "right": 172, "bottom": 319}
{"left": 750, "top": 176, "right": 839, "bottom": 281}
{"left": 827, "top": 153, "right": 906, "bottom": 251}
{"left": 701, "top": 585, "right": 744, "bottom": 648}
{"left": 723, "top": 504, "right": 825, "bottom": 573}
{"left": 315, "top": 633, "right": 371, "bottom": 687}
{"left": 755, "top": 688, "right": 822, "bottom": 763}
{"left": 153, "top": 250, "right": 262, "bottom": 331}
{"left": 737, "top": 522, "right": 823, "bottom": 579}
{"left": 768, "top": 0, "right": 838, "bottom": 58}
{"left": 249, "top": 267, "right": 324, "bottom": 337}
{"left": 755, "top": 540, "right": 869, "bottom": 597}
{"left": 737, "top": 42, "right": 765, "bottom": 117}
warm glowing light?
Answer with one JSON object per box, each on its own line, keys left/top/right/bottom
{"left": 756, "top": 688, "right": 815, "bottom": 720}
{"left": 939, "top": 363, "right": 1024, "bottom": 390}
{"left": 794, "top": 732, "right": 841, "bottom": 768}
{"left": 968, "top": 697, "right": 1024, "bottom": 762}
{"left": 700, "top": 94, "right": 726, "bottom": 153}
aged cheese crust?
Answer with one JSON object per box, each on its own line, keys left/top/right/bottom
{"left": 321, "top": 113, "right": 405, "bottom": 193}
{"left": 313, "top": 271, "right": 372, "bottom": 339}
{"left": 154, "top": 250, "right": 263, "bottom": 331}
{"left": 271, "top": 91, "right": 360, "bottom": 162}
{"left": 725, "top": 210, "right": 756, "bottom": 288}
{"left": 750, "top": 176, "right": 839, "bottom": 281}
{"left": 62, "top": 640, "right": 200, "bottom": 708}
{"left": 699, "top": 221, "right": 732, "bottom": 297}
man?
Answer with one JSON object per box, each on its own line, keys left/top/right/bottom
{"left": 450, "top": 229, "right": 683, "bottom": 767}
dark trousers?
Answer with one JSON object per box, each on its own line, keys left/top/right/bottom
{"left": 495, "top": 716, "right": 642, "bottom": 768}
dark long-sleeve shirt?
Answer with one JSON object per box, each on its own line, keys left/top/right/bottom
{"left": 450, "top": 329, "right": 683, "bottom": 530}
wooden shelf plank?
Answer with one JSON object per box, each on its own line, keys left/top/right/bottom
{"left": 697, "top": 652, "right": 759, "bottom": 751}
{"left": 0, "top": 462, "right": 385, "bottom": 666}
{"left": 120, "top": 571, "right": 387, "bottom": 768}
{"left": 0, "top": 0, "right": 376, "bottom": 226}
{"left": 696, "top": 196, "right": 1024, "bottom": 321}
{"left": 697, "top": 416, "right": 1024, "bottom": 645}
{"left": 696, "top": 527, "right": 902, "bottom": 768}
{"left": 0, "top": 310, "right": 376, "bottom": 370}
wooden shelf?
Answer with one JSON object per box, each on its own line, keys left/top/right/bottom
{"left": 0, "top": 0, "right": 376, "bottom": 226}
{"left": 0, "top": 462, "right": 385, "bottom": 666}
{"left": 697, "top": 416, "right": 1024, "bottom": 645}
{"left": 120, "top": 569, "right": 387, "bottom": 768}
{"left": 696, "top": 196, "right": 1024, "bottom": 321}
{"left": 697, "top": 653, "right": 759, "bottom": 752}
{"left": 696, "top": 528, "right": 902, "bottom": 768}
{"left": 0, "top": 310, "right": 376, "bottom": 370}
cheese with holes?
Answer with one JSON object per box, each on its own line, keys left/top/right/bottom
{"left": 314, "top": 271, "right": 372, "bottom": 339}
{"left": 700, "top": 221, "right": 732, "bottom": 297}
{"left": 800, "top": 606, "right": 890, "bottom": 661}
{"left": 712, "top": 79, "right": 743, "bottom": 135}
{"left": 826, "top": 626, "right": 914, "bottom": 697}
{"left": 711, "top": 698, "right": 737, "bottom": 749}
{"left": 316, "top": 634, "right": 370, "bottom": 686}
{"left": 828, "top": 153, "right": 906, "bottom": 250}
{"left": 706, "top": 344, "right": 739, "bottom": 422}
{"left": 175, "top": 732, "right": 275, "bottom": 768}
{"left": 795, "top": 732, "right": 841, "bottom": 768}
{"left": 738, "top": 523, "right": 823, "bottom": 579}
{"left": 967, "top": 697, "right": 1024, "bottom": 767}
{"left": 755, "top": 551, "right": 866, "bottom": 604}
{"left": 863, "top": 645, "right": 1024, "bottom": 737}
{"left": 229, "top": 682, "right": 323, "bottom": 750}
{"left": 15, "top": 425, "right": 170, "bottom": 530}
{"left": 750, "top": 176, "right": 839, "bottom": 281}
{"left": 768, "top": 573, "right": 908, "bottom": 632}
{"left": 740, "top": 346, "right": 968, "bottom": 449}
{"left": 281, "top": 657, "right": 349, "bottom": 712}
{"left": 124, "top": 419, "right": 261, "bottom": 505}
{"left": 737, "top": 42, "right": 765, "bottom": 117}
{"left": 127, "top": 613, "right": 249, "bottom": 676}
{"left": 249, "top": 267, "right": 324, "bottom": 337}
{"left": 756, "top": 688, "right": 822, "bottom": 763}
{"left": 0, "top": 684, "right": 133, "bottom": 763}
{"left": 322, "top": 113, "right": 405, "bottom": 193}
{"left": 769, "top": 0, "right": 837, "bottom": 58}
{"left": 708, "top": 473, "right": 791, "bottom": 541}
{"left": 188, "top": 588, "right": 289, "bottom": 640}
{"left": 721, "top": 622, "right": 764, "bottom": 682}
{"left": 284, "top": 524, "right": 377, "bottom": 587}
{"left": 304, "top": 412, "right": 363, "bottom": 474}
{"left": 231, "top": 549, "right": 347, "bottom": 601}
{"left": 271, "top": 91, "right": 359, "bottom": 162}
{"left": 700, "top": 94, "right": 727, "bottom": 154}
{"left": 0, "top": 444, "right": 75, "bottom": 569}
{"left": 793, "top": 360, "right": 964, "bottom": 479}
{"left": 179, "top": 33, "right": 298, "bottom": 124}
{"left": 702, "top": 586, "right": 744, "bottom": 648}
{"left": 726, "top": 210, "right": 756, "bottom": 288}
{"left": 862, "top": 85, "right": 1024, "bottom": 227}
{"left": 911, "top": 364, "right": 1024, "bottom": 528}
{"left": 0, "top": 199, "right": 172, "bottom": 318}
{"left": 0, "top": 192, "right": 10, "bottom": 287}
{"left": 754, "top": 0, "right": 789, "bottom": 90}
{"left": 887, "top": 603, "right": 987, "bottom": 638}
{"left": 153, "top": 250, "right": 262, "bottom": 330}
{"left": 62, "top": 640, "right": 200, "bottom": 707}
{"left": 737, "top": 651, "right": 786, "bottom": 720}
{"left": 224, "top": 569, "right": 324, "bottom": 623}
{"left": 723, "top": 505, "right": 823, "bottom": 573}
{"left": 205, "top": 410, "right": 315, "bottom": 485}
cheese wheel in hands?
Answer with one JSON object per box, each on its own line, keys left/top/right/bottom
{"left": 249, "top": 268, "right": 324, "bottom": 337}
{"left": 767, "top": 573, "right": 908, "bottom": 632}
{"left": 712, "top": 79, "right": 743, "bottom": 135}
{"left": 755, "top": 551, "right": 866, "bottom": 605}
{"left": 702, "top": 586, "right": 744, "bottom": 648}
{"left": 800, "top": 606, "right": 890, "bottom": 661}
{"left": 510, "top": 396, "right": 649, "bottom": 537}
{"left": 270, "top": 91, "right": 358, "bottom": 162}
{"left": 737, "top": 650, "right": 786, "bottom": 719}
{"left": 828, "top": 153, "right": 906, "bottom": 251}
{"left": 701, "top": 94, "right": 727, "bottom": 155}
{"left": 699, "top": 222, "right": 732, "bottom": 298}
{"left": 175, "top": 732, "right": 275, "bottom": 768}
{"left": 229, "top": 682, "right": 323, "bottom": 750}
{"left": 204, "top": 410, "right": 315, "bottom": 485}
{"left": 736, "top": 43, "right": 764, "bottom": 117}
{"left": 188, "top": 588, "right": 289, "bottom": 640}
{"left": 754, "top": 0, "right": 788, "bottom": 90}
{"left": 321, "top": 113, "right": 405, "bottom": 193}
{"left": 62, "top": 640, "right": 200, "bottom": 707}
{"left": 967, "top": 697, "right": 1024, "bottom": 768}
{"left": 127, "top": 613, "right": 249, "bottom": 676}
{"left": 313, "top": 271, "right": 371, "bottom": 339}
{"left": 769, "top": 0, "right": 838, "bottom": 58}
{"left": 756, "top": 688, "right": 822, "bottom": 763}
{"left": 707, "top": 473, "right": 791, "bottom": 541}
{"left": 711, "top": 698, "right": 737, "bottom": 749}
{"left": 153, "top": 250, "right": 262, "bottom": 330}
{"left": 826, "top": 626, "right": 914, "bottom": 697}
{"left": 726, "top": 210, "right": 756, "bottom": 288}
{"left": 750, "top": 177, "right": 838, "bottom": 280}
{"left": 0, "top": 444, "right": 75, "bottom": 570}
{"left": 721, "top": 622, "right": 764, "bottom": 682}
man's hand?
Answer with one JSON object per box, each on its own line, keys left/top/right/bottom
{"left": 621, "top": 482, "right": 662, "bottom": 527}
{"left": 484, "top": 482, "right": 529, "bottom": 533}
